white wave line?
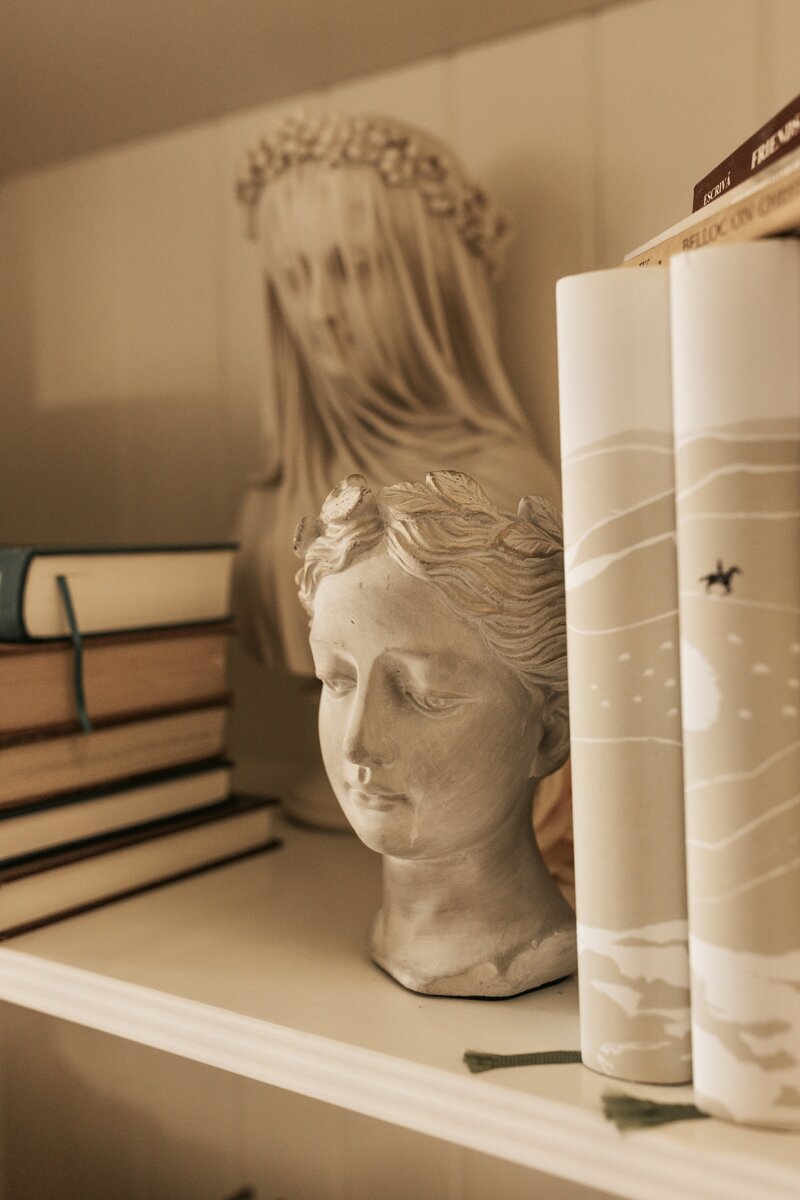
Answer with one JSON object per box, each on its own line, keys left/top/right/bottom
{"left": 564, "top": 442, "right": 673, "bottom": 465}
{"left": 566, "top": 531, "right": 675, "bottom": 591}
{"left": 676, "top": 430, "right": 800, "bottom": 448}
{"left": 572, "top": 735, "right": 682, "bottom": 748}
{"left": 679, "top": 592, "right": 800, "bottom": 615}
{"left": 686, "top": 739, "right": 800, "bottom": 793}
{"left": 693, "top": 855, "right": 800, "bottom": 905}
{"left": 679, "top": 510, "right": 800, "bottom": 523}
{"left": 567, "top": 610, "right": 678, "bottom": 636}
{"left": 688, "top": 793, "right": 800, "bottom": 849}
{"left": 676, "top": 461, "right": 800, "bottom": 503}
{"left": 565, "top": 486, "right": 675, "bottom": 570}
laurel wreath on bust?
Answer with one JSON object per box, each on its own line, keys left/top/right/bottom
{"left": 235, "top": 111, "right": 512, "bottom": 277}
{"left": 293, "top": 471, "right": 562, "bottom": 562}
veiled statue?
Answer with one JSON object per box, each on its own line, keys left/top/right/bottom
{"left": 232, "top": 111, "right": 572, "bottom": 897}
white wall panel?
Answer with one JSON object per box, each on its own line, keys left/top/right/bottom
{"left": 757, "top": 0, "right": 800, "bottom": 116}
{"left": 595, "top": 0, "right": 760, "bottom": 265}
{"left": 449, "top": 19, "right": 595, "bottom": 467}
{"left": 218, "top": 91, "right": 320, "bottom": 534}
{"left": 27, "top": 154, "right": 125, "bottom": 411}
{"left": 324, "top": 53, "right": 451, "bottom": 142}
{"left": 0, "top": 175, "right": 38, "bottom": 541}
{"left": 1, "top": 124, "right": 230, "bottom": 545}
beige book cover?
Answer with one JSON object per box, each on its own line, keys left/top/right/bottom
{"left": 671, "top": 242, "right": 800, "bottom": 1128}
{"left": 556, "top": 267, "right": 691, "bottom": 1084}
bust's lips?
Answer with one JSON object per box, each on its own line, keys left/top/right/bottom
{"left": 348, "top": 786, "right": 409, "bottom": 811}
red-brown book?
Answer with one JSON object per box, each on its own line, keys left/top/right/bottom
{"left": 0, "top": 703, "right": 229, "bottom": 808}
{"left": 0, "top": 623, "right": 234, "bottom": 739}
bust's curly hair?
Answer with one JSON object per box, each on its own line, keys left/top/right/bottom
{"left": 294, "top": 471, "right": 568, "bottom": 734}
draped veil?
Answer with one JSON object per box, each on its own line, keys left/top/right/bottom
{"left": 234, "top": 119, "right": 559, "bottom": 676}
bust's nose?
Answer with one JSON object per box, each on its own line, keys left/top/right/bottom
{"left": 343, "top": 671, "right": 396, "bottom": 770}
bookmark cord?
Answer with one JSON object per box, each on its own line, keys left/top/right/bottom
{"left": 463, "top": 1049, "right": 710, "bottom": 1130}
{"left": 464, "top": 1049, "right": 581, "bottom": 1073}
{"left": 56, "top": 574, "right": 92, "bottom": 733}
{"left": 602, "top": 1093, "right": 710, "bottom": 1131}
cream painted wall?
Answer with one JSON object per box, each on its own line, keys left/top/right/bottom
{"left": 2, "top": 3, "right": 800, "bottom": 1197}
{"left": 2, "top": 0, "right": 799, "bottom": 550}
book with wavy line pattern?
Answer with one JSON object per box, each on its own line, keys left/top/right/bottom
{"left": 556, "top": 266, "right": 691, "bottom": 1085}
{"left": 671, "top": 241, "right": 800, "bottom": 1129}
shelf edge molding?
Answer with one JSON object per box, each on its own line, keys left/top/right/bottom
{"left": 0, "top": 946, "right": 796, "bottom": 1200}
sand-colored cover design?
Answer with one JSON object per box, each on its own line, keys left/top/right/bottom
{"left": 556, "top": 268, "right": 691, "bottom": 1084}
{"left": 671, "top": 242, "right": 800, "bottom": 1127}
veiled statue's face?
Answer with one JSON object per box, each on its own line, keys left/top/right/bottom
{"left": 259, "top": 164, "right": 394, "bottom": 377}
{"left": 310, "top": 547, "right": 542, "bottom": 859}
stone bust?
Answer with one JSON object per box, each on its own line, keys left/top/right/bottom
{"left": 294, "top": 470, "right": 576, "bottom": 998}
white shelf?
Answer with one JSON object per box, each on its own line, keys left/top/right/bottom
{"left": 0, "top": 817, "right": 797, "bottom": 1200}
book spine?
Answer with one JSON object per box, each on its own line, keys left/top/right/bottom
{"left": 626, "top": 163, "right": 800, "bottom": 267}
{"left": 692, "top": 93, "right": 800, "bottom": 212}
{"left": 0, "top": 548, "right": 34, "bottom": 641}
{"left": 670, "top": 241, "right": 800, "bottom": 1129}
{"left": 556, "top": 267, "right": 691, "bottom": 1084}
{"left": 0, "top": 755, "right": 232, "bottom": 818}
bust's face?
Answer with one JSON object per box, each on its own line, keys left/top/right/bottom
{"left": 259, "top": 164, "right": 397, "bottom": 380}
{"left": 310, "top": 547, "right": 543, "bottom": 859}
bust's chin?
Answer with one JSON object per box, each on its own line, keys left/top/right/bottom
{"left": 370, "top": 914, "right": 577, "bottom": 999}
{"left": 340, "top": 804, "right": 424, "bottom": 858}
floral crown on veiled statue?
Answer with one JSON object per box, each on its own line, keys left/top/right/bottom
{"left": 235, "top": 110, "right": 512, "bottom": 276}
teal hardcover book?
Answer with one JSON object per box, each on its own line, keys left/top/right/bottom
{"left": 0, "top": 544, "right": 237, "bottom": 641}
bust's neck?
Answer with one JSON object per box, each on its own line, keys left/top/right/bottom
{"left": 371, "top": 795, "right": 576, "bottom": 998}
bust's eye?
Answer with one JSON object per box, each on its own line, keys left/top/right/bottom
{"left": 404, "top": 691, "right": 465, "bottom": 715}
{"left": 319, "top": 675, "right": 356, "bottom": 696}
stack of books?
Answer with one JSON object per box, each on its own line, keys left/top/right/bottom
{"left": 0, "top": 544, "right": 278, "bottom": 939}
{"left": 624, "top": 89, "right": 800, "bottom": 267}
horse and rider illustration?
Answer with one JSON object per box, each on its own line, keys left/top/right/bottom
{"left": 700, "top": 559, "right": 743, "bottom": 595}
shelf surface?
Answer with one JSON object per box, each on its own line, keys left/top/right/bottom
{"left": 0, "top": 817, "right": 798, "bottom": 1200}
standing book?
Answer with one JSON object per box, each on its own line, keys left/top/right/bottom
{"left": 670, "top": 240, "right": 800, "bottom": 1129}
{"left": 556, "top": 266, "right": 690, "bottom": 1085}
{"left": 0, "top": 544, "right": 237, "bottom": 641}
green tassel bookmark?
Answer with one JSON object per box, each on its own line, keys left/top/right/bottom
{"left": 56, "top": 574, "right": 92, "bottom": 734}
{"left": 602, "top": 1092, "right": 710, "bottom": 1131}
{"left": 464, "top": 1049, "right": 582, "bottom": 1074}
